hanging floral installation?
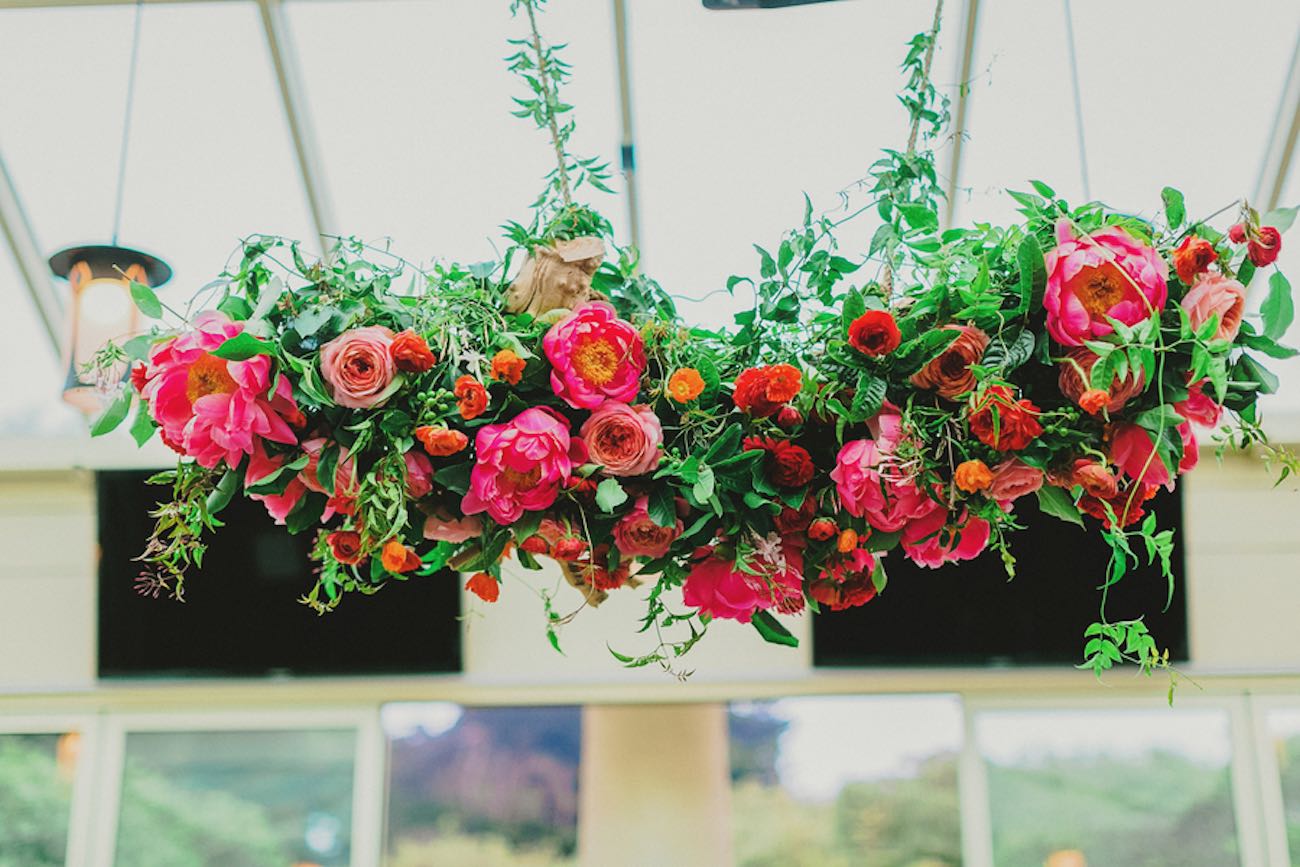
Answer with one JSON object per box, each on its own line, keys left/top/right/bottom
{"left": 90, "top": 0, "right": 1297, "bottom": 682}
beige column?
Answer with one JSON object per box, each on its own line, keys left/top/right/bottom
{"left": 578, "top": 703, "right": 733, "bottom": 867}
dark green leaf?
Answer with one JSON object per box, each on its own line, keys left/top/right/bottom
{"left": 751, "top": 609, "right": 799, "bottom": 647}
{"left": 90, "top": 390, "right": 132, "bottom": 437}
{"left": 213, "top": 333, "right": 275, "bottom": 361}
{"left": 1035, "top": 486, "right": 1084, "bottom": 528}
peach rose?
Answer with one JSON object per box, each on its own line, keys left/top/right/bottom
{"left": 987, "top": 458, "right": 1043, "bottom": 503}
{"left": 910, "top": 325, "right": 989, "bottom": 400}
{"left": 1181, "top": 272, "right": 1246, "bottom": 342}
{"left": 579, "top": 400, "right": 663, "bottom": 476}
{"left": 423, "top": 509, "right": 483, "bottom": 543}
{"left": 320, "top": 325, "right": 397, "bottom": 408}
{"left": 613, "top": 496, "right": 682, "bottom": 559}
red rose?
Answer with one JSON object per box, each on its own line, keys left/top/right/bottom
{"left": 1079, "top": 482, "right": 1156, "bottom": 529}
{"left": 910, "top": 325, "right": 990, "bottom": 400}
{"left": 326, "top": 530, "right": 363, "bottom": 565}
{"left": 744, "top": 436, "right": 815, "bottom": 489}
{"left": 1228, "top": 223, "right": 1247, "bottom": 244}
{"left": 776, "top": 405, "right": 804, "bottom": 430}
{"left": 130, "top": 362, "right": 149, "bottom": 393}
{"left": 968, "top": 385, "right": 1043, "bottom": 452}
{"left": 733, "top": 364, "right": 802, "bottom": 418}
{"left": 774, "top": 494, "right": 817, "bottom": 535}
{"left": 809, "top": 571, "right": 877, "bottom": 611}
{"left": 519, "top": 534, "right": 550, "bottom": 556}
{"left": 1248, "top": 226, "right": 1282, "bottom": 267}
{"left": 847, "top": 310, "right": 902, "bottom": 357}
{"left": 553, "top": 537, "right": 589, "bottom": 561}
{"left": 1172, "top": 235, "right": 1216, "bottom": 285}
{"left": 390, "top": 329, "right": 437, "bottom": 373}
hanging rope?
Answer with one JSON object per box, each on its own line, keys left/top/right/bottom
{"left": 1062, "top": 0, "right": 1091, "bottom": 201}
{"left": 111, "top": 0, "right": 145, "bottom": 246}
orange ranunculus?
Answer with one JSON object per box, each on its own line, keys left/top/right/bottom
{"left": 415, "top": 425, "right": 469, "bottom": 457}
{"left": 465, "top": 571, "right": 500, "bottom": 603}
{"left": 380, "top": 539, "right": 421, "bottom": 573}
{"left": 968, "top": 385, "right": 1043, "bottom": 452}
{"left": 837, "top": 528, "right": 859, "bottom": 554}
{"left": 1172, "top": 235, "right": 1216, "bottom": 285}
{"left": 1078, "top": 389, "right": 1110, "bottom": 416}
{"left": 733, "top": 364, "right": 802, "bottom": 417}
{"left": 454, "top": 375, "right": 489, "bottom": 420}
{"left": 667, "top": 368, "right": 706, "bottom": 403}
{"left": 490, "top": 349, "right": 527, "bottom": 385}
{"left": 808, "top": 518, "right": 838, "bottom": 541}
{"left": 390, "top": 329, "right": 437, "bottom": 373}
{"left": 954, "top": 459, "right": 993, "bottom": 493}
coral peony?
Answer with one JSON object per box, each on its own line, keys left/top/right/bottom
{"left": 543, "top": 301, "right": 646, "bottom": 409}
{"left": 1070, "top": 459, "right": 1119, "bottom": 499}
{"left": 490, "top": 349, "right": 526, "bottom": 385}
{"left": 1181, "top": 272, "right": 1246, "bottom": 342}
{"left": 1179, "top": 421, "right": 1199, "bottom": 474}
{"left": 831, "top": 438, "right": 934, "bottom": 532}
{"left": 423, "top": 509, "right": 483, "bottom": 543}
{"left": 909, "top": 325, "right": 990, "bottom": 400}
{"left": 454, "top": 375, "right": 489, "bottom": 420}
{"left": 848, "top": 310, "right": 902, "bottom": 357}
{"left": 667, "top": 368, "right": 705, "bottom": 403}
{"left": 1109, "top": 423, "right": 1172, "bottom": 489}
{"left": 580, "top": 401, "right": 663, "bottom": 476}
{"left": 404, "top": 450, "right": 433, "bottom": 499}
{"left": 1058, "top": 347, "right": 1145, "bottom": 415}
{"left": 462, "top": 407, "right": 583, "bottom": 524}
{"left": 390, "top": 329, "right": 436, "bottom": 373}
{"left": 613, "top": 496, "right": 682, "bottom": 558}
{"left": 1043, "top": 221, "right": 1168, "bottom": 346}
{"left": 968, "top": 385, "right": 1043, "bottom": 452}
{"left": 245, "top": 441, "right": 306, "bottom": 524}
{"left": 1172, "top": 235, "right": 1216, "bottom": 285}
{"left": 415, "top": 425, "right": 469, "bottom": 456}
{"left": 682, "top": 542, "right": 804, "bottom": 623}
{"left": 987, "top": 458, "right": 1043, "bottom": 503}
{"left": 901, "top": 504, "right": 991, "bottom": 568}
{"left": 320, "top": 325, "right": 398, "bottom": 408}
{"left": 733, "top": 364, "right": 802, "bottom": 417}
{"left": 138, "top": 311, "right": 300, "bottom": 469}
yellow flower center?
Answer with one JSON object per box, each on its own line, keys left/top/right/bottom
{"left": 502, "top": 466, "right": 542, "bottom": 491}
{"left": 1070, "top": 262, "right": 1128, "bottom": 318}
{"left": 186, "top": 353, "right": 238, "bottom": 403}
{"left": 571, "top": 336, "right": 620, "bottom": 387}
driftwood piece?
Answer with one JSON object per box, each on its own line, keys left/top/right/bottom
{"left": 505, "top": 236, "right": 606, "bottom": 316}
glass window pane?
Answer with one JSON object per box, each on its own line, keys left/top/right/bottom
{"left": 0, "top": 732, "right": 79, "bottom": 867}
{"left": 382, "top": 703, "right": 580, "bottom": 866}
{"left": 114, "top": 728, "right": 356, "bottom": 867}
{"left": 0, "top": 250, "right": 79, "bottom": 438}
{"left": 730, "top": 695, "right": 963, "bottom": 867}
{"left": 1266, "top": 708, "right": 1300, "bottom": 862}
{"left": 978, "top": 708, "right": 1239, "bottom": 867}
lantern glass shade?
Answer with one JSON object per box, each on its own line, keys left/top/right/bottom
{"left": 49, "top": 245, "right": 171, "bottom": 415}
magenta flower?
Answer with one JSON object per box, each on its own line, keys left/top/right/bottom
{"left": 543, "top": 301, "right": 646, "bottom": 409}
{"left": 245, "top": 441, "right": 306, "bottom": 525}
{"left": 1109, "top": 422, "right": 1172, "bottom": 489}
{"left": 462, "top": 407, "right": 584, "bottom": 525}
{"left": 900, "top": 505, "right": 990, "bottom": 569}
{"left": 1043, "top": 220, "right": 1168, "bottom": 346}
{"left": 831, "top": 438, "right": 933, "bottom": 532}
{"left": 138, "top": 311, "right": 299, "bottom": 469}
{"left": 682, "top": 542, "right": 804, "bottom": 623}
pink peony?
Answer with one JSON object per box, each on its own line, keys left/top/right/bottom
{"left": 1179, "top": 421, "right": 1199, "bottom": 474}
{"left": 682, "top": 542, "right": 804, "bottom": 623}
{"left": 405, "top": 450, "right": 434, "bottom": 499}
{"left": 462, "top": 407, "right": 584, "bottom": 524}
{"left": 1178, "top": 378, "right": 1223, "bottom": 428}
{"left": 1181, "top": 272, "right": 1246, "bottom": 342}
{"left": 1109, "top": 423, "right": 1172, "bottom": 489}
{"left": 900, "top": 504, "right": 991, "bottom": 568}
{"left": 613, "top": 496, "right": 682, "bottom": 558}
{"left": 1044, "top": 220, "right": 1168, "bottom": 346}
{"left": 245, "top": 441, "right": 306, "bottom": 525}
{"left": 579, "top": 401, "right": 663, "bottom": 476}
{"left": 831, "top": 438, "right": 933, "bottom": 532}
{"left": 543, "top": 302, "right": 646, "bottom": 409}
{"left": 423, "top": 509, "right": 483, "bottom": 543}
{"left": 319, "top": 325, "right": 397, "bottom": 409}
{"left": 987, "top": 458, "right": 1044, "bottom": 504}
{"left": 299, "top": 437, "right": 360, "bottom": 516}
{"left": 138, "top": 311, "right": 299, "bottom": 469}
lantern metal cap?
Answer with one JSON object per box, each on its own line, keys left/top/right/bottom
{"left": 48, "top": 244, "right": 172, "bottom": 288}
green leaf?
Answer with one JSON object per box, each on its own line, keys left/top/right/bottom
{"left": 692, "top": 464, "right": 716, "bottom": 503}
{"left": 90, "top": 390, "right": 132, "bottom": 437}
{"left": 595, "top": 477, "right": 629, "bottom": 513}
{"left": 1237, "top": 259, "right": 1257, "bottom": 288}
{"left": 869, "top": 560, "right": 888, "bottom": 594}
{"left": 1035, "top": 485, "right": 1084, "bottom": 528}
{"left": 434, "top": 462, "right": 472, "bottom": 496}
{"left": 129, "top": 281, "right": 163, "bottom": 319}
{"left": 1014, "top": 234, "right": 1046, "bottom": 316}
{"left": 206, "top": 468, "right": 240, "bottom": 515}
{"left": 1262, "top": 205, "right": 1299, "bottom": 234}
{"left": 128, "top": 400, "right": 156, "bottom": 446}
{"left": 1237, "top": 353, "right": 1280, "bottom": 395}
{"left": 216, "top": 295, "right": 253, "bottom": 321}
{"left": 751, "top": 609, "right": 799, "bottom": 648}
{"left": 286, "top": 492, "right": 327, "bottom": 535}
{"left": 1160, "top": 186, "right": 1185, "bottom": 229}
{"left": 647, "top": 486, "right": 677, "bottom": 528}
{"left": 851, "top": 372, "right": 887, "bottom": 421}
{"left": 212, "top": 333, "right": 275, "bottom": 361}
{"left": 1262, "top": 271, "right": 1294, "bottom": 341}
{"left": 897, "top": 202, "right": 939, "bottom": 233}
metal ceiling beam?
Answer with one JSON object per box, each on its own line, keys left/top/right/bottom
{"left": 612, "top": 0, "right": 642, "bottom": 254}
{"left": 0, "top": 150, "right": 62, "bottom": 353}
{"left": 258, "top": 0, "right": 335, "bottom": 255}
{"left": 941, "top": 0, "right": 981, "bottom": 229}
{"left": 1254, "top": 28, "right": 1300, "bottom": 211}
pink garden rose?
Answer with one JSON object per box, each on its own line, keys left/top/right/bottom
{"left": 682, "top": 542, "right": 804, "bottom": 623}
{"left": 1044, "top": 220, "right": 1168, "bottom": 346}
{"left": 1109, "top": 423, "right": 1171, "bottom": 489}
{"left": 138, "top": 311, "right": 299, "bottom": 469}
{"left": 245, "top": 441, "right": 306, "bottom": 525}
{"left": 423, "top": 509, "right": 483, "bottom": 543}
{"left": 613, "top": 496, "right": 682, "bottom": 558}
{"left": 987, "top": 458, "right": 1044, "bottom": 504}
{"left": 319, "top": 325, "right": 398, "bottom": 409}
{"left": 900, "top": 504, "right": 991, "bottom": 568}
{"left": 831, "top": 438, "right": 933, "bottom": 532}
{"left": 1181, "top": 272, "right": 1246, "bottom": 342}
{"left": 579, "top": 400, "right": 663, "bottom": 476}
{"left": 405, "top": 450, "right": 434, "bottom": 499}
{"left": 543, "top": 301, "right": 646, "bottom": 409}
{"left": 1178, "top": 378, "right": 1223, "bottom": 428}
{"left": 462, "top": 407, "right": 584, "bottom": 524}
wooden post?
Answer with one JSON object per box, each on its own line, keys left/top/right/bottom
{"left": 578, "top": 703, "right": 733, "bottom": 867}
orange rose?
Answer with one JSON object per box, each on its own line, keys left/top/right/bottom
{"left": 910, "top": 325, "right": 990, "bottom": 400}
{"left": 490, "top": 349, "right": 526, "bottom": 385}
{"left": 465, "top": 572, "right": 500, "bottom": 603}
{"left": 1172, "top": 235, "right": 1216, "bottom": 285}
{"left": 954, "top": 459, "right": 993, "bottom": 493}
{"left": 380, "top": 539, "right": 421, "bottom": 573}
{"left": 454, "top": 375, "right": 489, "bottom": 420}
{"left": 326, "top": 530, "right": 364, "bottom": 565}
{"left": 837, "top": 528, "right": 859, "bottom": 554}
{"left": 667, "top": 368, "right": 705, "bottom": 403}
{"left": 390, "top": 329, "right": 437, "bottom": 373}
{"left": 415, "top": 425, "right": 468, "bottom": 457}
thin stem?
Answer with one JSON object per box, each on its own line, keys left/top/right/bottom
{"left": 112, "top": 0, "right": 145, "bottom": 245}
{"left": 521, "top": 0, "right": 573, "bottom": 207}
{"left": 905, "top": 0, "right": 945, "bottom": 156}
